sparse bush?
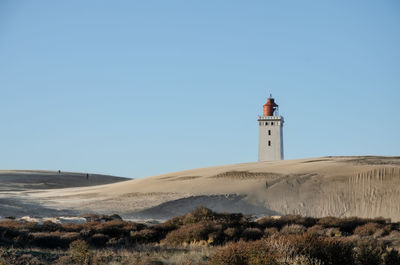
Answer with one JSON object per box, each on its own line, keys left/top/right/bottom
{"left": 240, "top": 228, "right": 263, "bottom": 241}
{"left": 0, "top": 220, "right": 38, "bottom": 231}
{"left": 164, "top": 221, "right": 220, "bottom": 245}
{"left": 354, "top": 222, "right": 382, "bottom": 236}
{"left": 208, "top": 241, "right": 252, "bottom": 265}
{"left": 264, "top": 227, "right": 278, "bottom": 237}
{"left": 307, "top": 225, "right": 325, "bottom": 236}
{"left": 324, "top": 227, "right": 342, "bottom": 237}
{"left": 30, "top": 232, "right": 66, "bottom": 248}
{"left": 55, "top": 255, "right": 73, "bottom": 265}
{"left": 182, "top": 207, "right": 244, "bottom": 226}
{"left": 257, "top": 215, "right": 317, "bottom": 231}
{"left": 81, "top": 213, "right": 121, "bottom": 222}
{"left": 40, "top": 220, "right": 61, "bottom": 232}
{"left": 383, "top": 249, "right": 400, "bottom": 265}
{"left": 354, "top": 242, "right": 384, "bottom": 265}
{"left": 373, "top": 224, "right": 392, "bottom": 238}
{"left": 224, "top": 227, "right": 239, "bottom": 239}
{"left": 289, "top": 255, "right": 324, "bottom": 265}
{"left": 89, "top": 233, "right": 109, "bottom": 247}
{"left": 183, "top": 207, "right": 215, "bottom": 224}
{"left": 257, "top": 216, "right": 285, "bottom": 230}
{"left": 60, "top": 232, "right": 80, "bottom": 242}
{"left": 61, "top": 223, "right": 84, "bottom": 233}
{"left": 94, "top": 220, "right": 126, "bottom": 238}
{"left": 208, "top": 240, "right": 279, "bottom": 265}
{"left": 130, "top": 228, "right": 160, "bottom": 244}
{"left": 136, "top": 257, "right": 165, "bottom": 265}
{"left": 280, "top": 234, "right": 355, "bottom": 265}
{"left": 69, "top": 240, "right": 92, "bottom": 265}
{"left": 318, "top": 216, "right": 368, "bottom": 234}
{"left": 280, "top": 224, "right": 306, "bottom": 235}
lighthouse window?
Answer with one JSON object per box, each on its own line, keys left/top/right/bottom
{"left": 268, "top": 130, "right": 271, "bottom": 135}
{"left": 265, "top": 122, "right": 268, "bottom": 126}
{"left": 271, "top": 122, "right": 274, "bottom": 125}
{"left": 268, "top": 140, "right": 271, "bottom": 146}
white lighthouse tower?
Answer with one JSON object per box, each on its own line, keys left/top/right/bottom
{"left": 258, "top": 95, "right": 284, "bottom": 161}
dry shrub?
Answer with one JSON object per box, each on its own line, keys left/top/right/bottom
{"left": 371, "top": 217, "right": 390, "bottom": 225}
{"left": 280, "top": 224, "right": 306, "bottom": 235}
{"left": 39, "top": 220, "right": 61, "bottom": 232}
{"left": 240, "top": 228, "right": 263, "bottom": 241}
{"left": 257, "top": 215, "right": 316, "bottom": 231}
{"left": 61, "top": 232, "right": 80, "bottom": 240}
{"left": 158, "top": 206, "right": 244, "bottom": 233}
{"left": 354, "top": 242, "right": 384, "bottom": 265}
{"left": 183, "top": 207, "right": 216, "bottom": 224}
{"left": 33, "top": 231, "right": 82, "bottom": 249}
{"left": 208, "top": 240, "right": 279, "bottom": 265}
{"left": 0, "top": 220, "right": 39, "bottom": 237}
{"left": 307, "top": 225, "right": 325, "bottom": 236}
{"left": 354, "top": 222, "right": 383, "bottom": 236}
{"left": 69, "top": 240, "right": 92, "bottom": 265}
{"left": 208, "top": 231, "right": 224, "bottom": 245}
{"left": 256, "top": 216, "right": 285, "bottom": 230}
{"left": 88, "top": 233, "right": 109, "bottom": 247}
{"left": 182, "top": 207, "right": 244, "bottom": 226}
{"left": 264, "top": 227, "right": 278, "bottom": 237}
{"left": 280, "top": 215, "right": 316, "bottom": 228}
{"left": 14, "top": 232, "right": 32, "bottom": 247}
{"left": 79, "top": 227, "right": 94, "bottom": 239}
{"left": 135, "top": 257, "right": 165, "bottom": 265}
{"left": 277, "top": 234, "right": 355, "bottom": 265}
{"left": 122, "top": 221, "right": 145, "bottom": 232}
{"left": 317, "top": 216, "right": 342, "bottom": 227}
{"left": 55, "top": 255, "right": 73, "bottom": 265}
{"left": 81, "top": 213, "right": 122, "bottom": 222}
{"left": 384, "top": 249, "right": 400, "bottom": 265}
{"left": 224, "top": 227, "right": 239, "bottom": 239}
{"left": 373, "top": 224, "right": 392, "bottom": 238}
{"left": 164, "top": 221, "right": 220, "bottom": 245}
{"left": 0, "top": 226, "right": 20, "bottom": 242}
{"left": 153, "top": 219, "right": 180, "bottom": 237}
{"left": 325, "top": 227, "right": 342, "bottom": 237}
{"left": 0, "top": 252, "right": 42, "bottom": 265}
{"left": 61, "top": 223, "right": 84, "bottom": 232}
{"left": 130, "top": 228, "right": 160, "bottom": 244}
{"left": 94, "top": 220, "right": 126, "bottom": 238}
{"left": 29, "top": 232, "right": 69, "bottom": 248}
{"left": 318, "top": 216, "right": 368, "bottom": 233}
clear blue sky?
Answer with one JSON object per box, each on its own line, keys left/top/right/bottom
{"left": 1, "top": 1, "right": 399, "bottom": 178}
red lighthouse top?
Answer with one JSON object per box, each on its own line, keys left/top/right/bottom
{"left": 263, "top": 94, "right": 278, "bottom": 116}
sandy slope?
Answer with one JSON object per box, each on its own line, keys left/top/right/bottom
{"left": 3, "top": 156, "right": 400, "bottom": 221}
{"left": 0, "top": 170, "right": 128, "bottom": 217}
{"left": 0, "top": 170, "right": 128, "bottom": 191}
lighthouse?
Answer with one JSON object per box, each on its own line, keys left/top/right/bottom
{"left": 258, "top": 95, "right": 284, "bottom": 161}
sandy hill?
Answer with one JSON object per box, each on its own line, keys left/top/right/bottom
{"left": 0, "top": 170, "right": 129, "bottom": 191}
{"left": 0, "top": 170, "right": 128, "bottom": 217}
{"left": 2, "top": 156, "right": 400, "bottom": 221}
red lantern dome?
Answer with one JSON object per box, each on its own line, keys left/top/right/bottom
{"left": 263, "top": 95, "right": 278, "bottom": 116}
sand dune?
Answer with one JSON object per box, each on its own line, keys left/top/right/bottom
{"left": 0, "top": 170, "right": 128, "bottom": 191}
{"left": 2, "top": 156, "right": 400, "bottom": 221}
{"left": 0, "top": 170, "right": 128, "bottom": 217}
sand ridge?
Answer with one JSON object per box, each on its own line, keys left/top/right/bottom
{"left": 2, "top": 156, "right": 400, "bottom": 221}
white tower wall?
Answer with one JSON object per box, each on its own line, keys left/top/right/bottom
{"left": 258, "top": 116, "right": 284, "bottom": 161}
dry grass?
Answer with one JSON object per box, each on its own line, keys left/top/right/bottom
{"left": 212, "top": 171, "right": 282, "bottom": 180}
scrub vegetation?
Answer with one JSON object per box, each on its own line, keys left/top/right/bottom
{"left": 1, "top": 207, "right": 400, "bottom": 264}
